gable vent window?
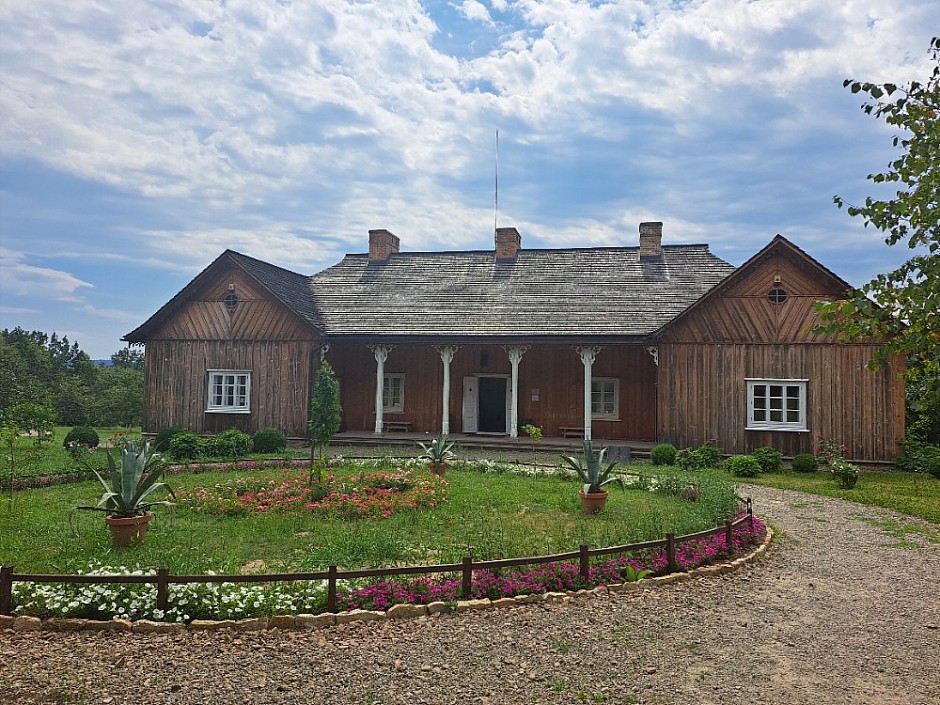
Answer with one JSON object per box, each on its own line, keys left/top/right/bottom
{"left": 767, "top": 288, "right": 788, "bottom": 304}
{"left": 224, "top": 292, "right": 239, "bottom": 312}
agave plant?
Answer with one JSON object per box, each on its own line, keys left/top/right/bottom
{"left": 562, "top": 439, "right": 622, "bottom": 495}
{"left": 417, "top": 433, "right": 456, "bottom": 466}
{"left": 75, "top": 439, "right": 174, "bottom": 518}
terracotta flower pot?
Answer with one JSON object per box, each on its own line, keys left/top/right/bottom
{"left": 579, "top": 489, "right": 609, "bottom": 515}
{"left": 429, "top": 462, "right": 447, "bottom": 476}
{"left": 105, "top": 513, "right": 153, "bottom": 547}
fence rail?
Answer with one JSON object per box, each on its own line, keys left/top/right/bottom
{"left": 0, "top": 499, "right": 754, "bottom": 616}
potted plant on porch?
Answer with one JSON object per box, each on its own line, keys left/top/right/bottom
{"left": 562, "top": 439, "right": 622, "bottom": 514}
{"left": 417, "top": 434, "right": 456, "bottom": 476}
{"left": 72, "top": 438, "right": 174, "bottom": 547}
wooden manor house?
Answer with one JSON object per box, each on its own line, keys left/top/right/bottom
{"left": 125, "top": 222, "right": 905, "bottom": 462}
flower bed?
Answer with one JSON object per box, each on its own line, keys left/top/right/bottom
{"left": 174, "top": 468, "right": 447, "bottom": 519}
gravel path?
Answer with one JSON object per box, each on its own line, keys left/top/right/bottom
{"left": 4, "top": 485, "right": 939, "bottom": 705}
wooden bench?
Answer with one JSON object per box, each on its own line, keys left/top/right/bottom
{"left": 383, "top": 420, "right": 413, "bottom": 433}
{"left": 559, "top": 426, "right": 584, "bottom": 438}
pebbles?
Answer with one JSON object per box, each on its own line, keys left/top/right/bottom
{"left": 4, "top": 485, "right": 939, "bottom": 704}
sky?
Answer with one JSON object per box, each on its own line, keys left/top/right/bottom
{"left": 0, "top": 0, "right": 936, "bottom": 359}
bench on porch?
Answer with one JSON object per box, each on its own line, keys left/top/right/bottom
{"left": 383, "top": 420, "right": 413, "bottom": 433}
{"left": 559, "top": 426, "right": 585, "bottom": 438}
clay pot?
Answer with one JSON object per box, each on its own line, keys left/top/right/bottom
{"left": 578, "top": 489, "right": 609, "bottom": 515}
{"left": 105, "top": 513, "right": 153, "bottom": 547}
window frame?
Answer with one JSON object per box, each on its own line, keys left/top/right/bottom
{"left": 591, "top": 377, "right": 620, "bottom": 420}
{"left": 206, "top": 370, "right": 252, "bottom": 414}
{"left": 746, "top": 378, "right": 807, "bottom": 431}
{"left": 383, "top": 373, "right": 405, "bottom": 413}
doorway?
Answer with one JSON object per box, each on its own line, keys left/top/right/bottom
{"left": 478, "top": 377, "right": 508, "bottom": 433}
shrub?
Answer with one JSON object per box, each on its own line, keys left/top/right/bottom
{"left": 896, "top": 438, "right": 940, "bottom": 478}
{"left": 63, "top": 426, "right": 99, "bottom": 450}
{"left": 751, "top": 446, "right": 783, "bottom": 473}
{"left": 650, "top": 443, "right": 678, "bottom": 466}
{"left": 153, "top": 426, "right": 186, "bottom": 452}
{"left": 676, "top": 444, "right": 723, "bottom": 471}
{"left": 168, "top": 432, "right": 204, "bottom": 461}
{"left": 206, "top": 429, "right": 253, "bottom": 459}
{"left": 253, "top": 427, "right": 287, "bottom": 454}
{"left": 725, "top": 455, "right": 761, "bottom": 477}
{"left": 791, "top": 453, "right": 819, "bottom": 473}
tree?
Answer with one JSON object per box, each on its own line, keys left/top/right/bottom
{"left": 308, "top": 361, "right": 342, "bottom": 469}
{"left": 111, "top": 347, "right": 145, "bottom": 371}
{"left": 815, "top": 38, "right": 940, "bottom": 396}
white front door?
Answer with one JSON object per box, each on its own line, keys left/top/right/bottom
{"left": 462, "top": 376, "right": 478, "bottom": 433}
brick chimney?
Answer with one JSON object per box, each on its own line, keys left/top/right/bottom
{"left": 495, "top": 226, "right": 521, "bottom": 261}
{"left": 368, "top": 229, "right": 400, "bottom": 262}
{"left": 639, "top": 221, "right": 663, "bottom": 259}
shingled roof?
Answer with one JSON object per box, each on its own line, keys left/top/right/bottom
{"left": 307, "top": 245, "right": 734, "bottom": 339}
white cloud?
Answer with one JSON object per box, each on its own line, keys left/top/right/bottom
{"left": 0, "top": 259, "right": 94, "bottom": 302}
{"left": 457, "top": 1, "right": 494, "bottom": 26}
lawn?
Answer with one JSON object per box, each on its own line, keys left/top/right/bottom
{"left": 0, "top": 460, "right": 741, "bottom": 575}
{"left": 716, "top": 468, "right": 940, "bottom": 524}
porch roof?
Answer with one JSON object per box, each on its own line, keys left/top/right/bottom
{"left": 307, "top": 245, "right": 734, "bottom": 337}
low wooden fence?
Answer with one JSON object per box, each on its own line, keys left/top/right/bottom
{"left": 0, "top": 500, "right": 755, "bottom": 616}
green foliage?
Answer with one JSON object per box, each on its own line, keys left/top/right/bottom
{"left": 252, "top": 427, "right": 287, "bottom": 454}
{"left": 168, "top": 432, "right": 204, "bottom": 461}
{"left": 751, "top": 446, "right": 783, "bottom": 473}
{"left": 417, "top": 433, "right": 456, "bottom": 466}
{"left": 521, "top": 424, "right": 543, "bottom": 442}
{"left": 650, "top": 443, "right": 678, "bottom": 466}
{"left": 73, "top": 439, "right": 173, "bottom": 518}
{"left": 791, "top": 453, "right": 819, "bottom": 473}
{"left": 896, "top": 439, "right": 940, "bottom": 478}
{"left": 205, "top": 429, "right": 253, "bottom": 459}
{"left": 675, "top": 444, "right": 723, "bottom": 471}
{"left": 562, "top": 440, "right": 621, "bottom": 494}
{"left": 63, "top": 426, "right": 100, "bottom": 450}
{"left": 153, "top": 427, "right": 186, "bottom": 452}
{"left": 815, "top": 38, "right": 940, "bottom": 396}
{"left": 6, "top": 402, "right": 56, "bottom": 443}
{"left": 110, "top": 348, "right": 145, "bottom": 371}
{"left": 830, "top": 458, "right": 860, "bottom": 489}
{"left": 308, "top": 361, "right": 342, "bottom": 460}
{"left": 725, "top": 455, "right": 761, "bottom": 477}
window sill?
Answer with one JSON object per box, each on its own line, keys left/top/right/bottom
{"left": 592, "top": 417, "right": 621, "bottom": 422}
{"left": 745, "top": 426, "right": 808, "bottom": 433}
{"left": 206, "top": 409, "right": 251, "bottom": 414}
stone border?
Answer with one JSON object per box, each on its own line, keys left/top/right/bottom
{"left": 0, "top": 527, "right": 773, "bottom": 635}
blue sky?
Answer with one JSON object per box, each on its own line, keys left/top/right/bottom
{"left": 0, "top": 0, "right": 936, "bottom": 358}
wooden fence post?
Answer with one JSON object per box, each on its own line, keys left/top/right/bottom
{"left": 0, "top": 564, "right": 12, "bottom": 616}
{"left": 724, "top": 520, "right": 733, "bottom": 553}
{"left": 156, "top": 567, "right": 169, "bottom": 612}
{"left": 747, "top": 497, "right": 754, "bottom": 531}
{"left": 579, "top": 544, "right": 590, "bottom": 583}
{"left": 461, "top": 556, "right": 473, "bottom": 599}
{"left": 327, "top": 565, "right": 338, "bottom": 613}
{"left": 666, "top": 533, "right": 677, "bottom": 573}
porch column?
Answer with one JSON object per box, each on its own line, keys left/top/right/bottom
{"left": 575, "top": 346, "right": 602, "bottom": 441}
{"left": 435, "top": 345, "right": 460, "bottom": 435}
{"left": 369, "top": 344, "right": 394, "bottom": 434}
{"left": 503, "top": 345, "right": 530, "bottom": 438}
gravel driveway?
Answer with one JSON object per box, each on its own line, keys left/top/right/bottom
{"left": 4, "top": 484, "right": 939, "bottom": 705}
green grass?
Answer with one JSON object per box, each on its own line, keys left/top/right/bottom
{"left": 716, "top": 468, "right": 940, "bottom": 524}
{"left": 0, "top": 462, "right": 740, "bottom": 574}
{"left": 2, "top": 426, "right": 141, "bottom": 479}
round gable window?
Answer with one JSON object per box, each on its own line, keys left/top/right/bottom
{"left": 767, "top": 288, "right": 788, "bottom": 304}
{"left": 224, "top": 292, "right": 239, "bottom": 312}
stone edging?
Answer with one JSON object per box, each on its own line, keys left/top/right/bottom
{"left": 0, "top": 527, "right": 773, "bottom": 635}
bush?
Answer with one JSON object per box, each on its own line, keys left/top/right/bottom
{"left": 676, "top": 444, "right": 723, "bottom": 471}
{"left": 751, "top": 446, "right": 783, "bottom": 473}
{"left": 253, "top": 427, "right": 287, "bottom": 454}
{"left": 725, "top": 455, "right": 761, "bottom": 477}
{"left": 792, "top": 453, "right": 818, "bottom": 473}
{"left": 153, "top": 426, "right": 186, "bottom": 452}
{"left": 896, "top": 438, "right": 940, "bottom": 478}
{"left": 206, "top": 429, "right": 253, "bottom": 459}
{"left": 63, "top": 426, "right": 99, "bottom": 450}
{"left": 168, "top": 432, "right": 204, "bottom": 461}
{"left": 650, "top": 443, "right": 678, "bottom": 466}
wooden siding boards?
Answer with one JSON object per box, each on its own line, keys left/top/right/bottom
{"left": 655, "top": 237, "right": 904, "bottom": 461}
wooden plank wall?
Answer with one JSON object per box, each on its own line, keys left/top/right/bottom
{"left": 141, "top": 262, "right": 319, "bottom": 437}
{"left": 327, "top": 342, "right": 657, "bottom": 441}
{"left": 655, "top": 343, "right": 904, "bottom": 461}
{"left": 656, "top": 246, "right": 905, "bottom": 461}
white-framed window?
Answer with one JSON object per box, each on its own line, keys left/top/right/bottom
{"left": 746, "top": 379, "right": 807, "bottom": 431}
{"left": 591, "top": 378, "right": 619, "bottom": 419}
{"left": 383, "top": 374, "right": 404, "bottom": 413}
{"left": 207, "top": 370, "right": 251, "bottom": 413}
